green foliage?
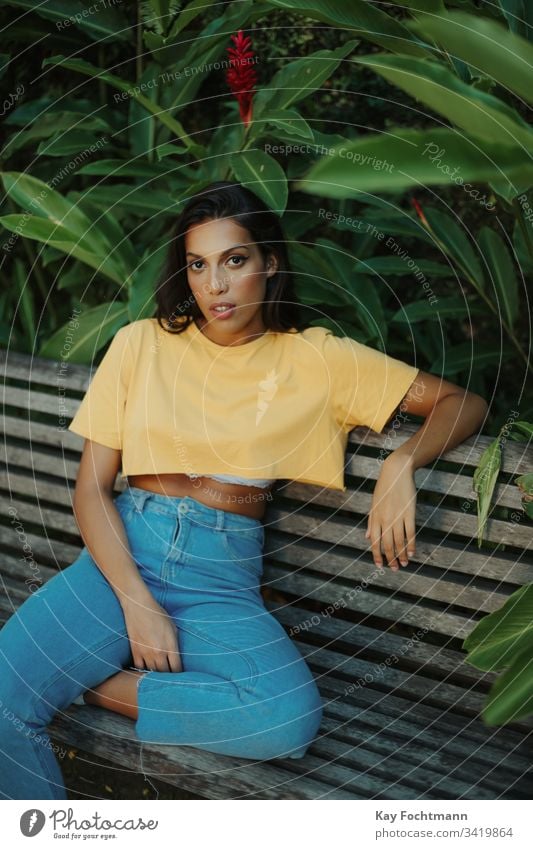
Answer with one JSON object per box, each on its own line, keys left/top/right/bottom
{"left": 462, "top": 583, "right": 533, "bottom": 724}
{"left": 0, "top": 0, "right": 530, "bottom": 394}
{"left": 0, "top": 0, "right": 532, "bottom": 732}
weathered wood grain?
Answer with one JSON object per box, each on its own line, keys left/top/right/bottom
{"left": 1, "top": 350, "right": 532, "bottom": 800}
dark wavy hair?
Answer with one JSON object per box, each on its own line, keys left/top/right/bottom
{"left": 154, "top": 181, "right": 301, "bottom": 334}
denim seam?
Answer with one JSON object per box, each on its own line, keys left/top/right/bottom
{"left": 30, "top": 633, "right": 127, "bottom": 716}
{"left": 221, "top": 532, "right": 264, "bottom": 575}
{"left": 175, "top": 623, "right": 259, "bottom": 694}
{"left": 137, "top": 668, "right": 232, "bottom": 698}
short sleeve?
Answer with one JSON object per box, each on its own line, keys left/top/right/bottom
{"left": 68, "top": 325, "right": 134, "bottom": 449}
{"left": 323, "top": 331, "right": 419, "bottom": 433}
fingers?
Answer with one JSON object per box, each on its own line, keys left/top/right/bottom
{"left": 381, "top": 526, "right": 400, "bottom": 571}
{"left": 167, "top": 646, "right": 183, "bottom": 673}
{"left": 368, "top": 521, "right": 383, "bottom": 568}
{"left": 405, "top": 519, "right": 416, "bottom": 559}
{"left": 393, "top": 520, "right": 410, "bottom": 568}
{"left": 367, "top": 519, "right": 415, "bottom": 570}
{"left": 131, "top": 644, "right": 183, "bottom": 673}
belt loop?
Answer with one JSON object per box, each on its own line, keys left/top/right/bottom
{"left": 131, "top": 487, "right": 152, "bottom": 512}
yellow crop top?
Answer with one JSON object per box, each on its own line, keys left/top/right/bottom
{"left": 67, "top": 317, "right": 419, "bottom": 492}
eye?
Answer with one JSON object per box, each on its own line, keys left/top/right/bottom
{"left": 228, "top": 255, "right": 246, "bottom": 266}
{"left": 189, "top": 260, "right": 204, "bottom": 271}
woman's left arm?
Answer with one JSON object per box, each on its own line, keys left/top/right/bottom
{"left": 365, "top": 370, "right": 489, "bottom": 571}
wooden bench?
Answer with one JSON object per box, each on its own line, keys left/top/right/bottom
{"left": 2, "top": 347, "right": 532, "bottom": 800}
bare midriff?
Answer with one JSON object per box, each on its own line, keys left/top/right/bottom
{"left": 126, "top": 473, "right": 274, "bottom": 520}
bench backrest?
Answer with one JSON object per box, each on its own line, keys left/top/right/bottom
{"left": 1, "top": 349, "right": 532, "bottom": 655}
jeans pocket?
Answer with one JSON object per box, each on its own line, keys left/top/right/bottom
{"left": 221, "top": 525, "right": 264, "bottom": 574}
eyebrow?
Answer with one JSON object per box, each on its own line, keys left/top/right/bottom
{"left": 185, "top": 244, "right": 249, "bottom": 259}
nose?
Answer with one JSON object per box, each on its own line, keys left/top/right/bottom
{"left": 207, "top": 267, "right": 229, "bottom": 295}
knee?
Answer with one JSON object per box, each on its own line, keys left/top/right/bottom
{"left": 284, "top": 688, "right": 323, "bottom": 754}
{"left": 256, "top": 682, "right": 324, "bottom": 760}
{"left": 0, "top": 646, "right": 42, "bottom": 735}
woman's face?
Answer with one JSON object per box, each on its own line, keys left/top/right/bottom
{"left": 185, "top": 217, "right": 278, "bottom": 346}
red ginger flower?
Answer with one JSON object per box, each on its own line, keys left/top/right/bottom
{"left": 226, "top": 29, "right": 258, "bottom": 127}
{"left": 411, "top": 197, "right": 430, "bottom": 228}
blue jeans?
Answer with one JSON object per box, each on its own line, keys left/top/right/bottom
{"left": 0, "top": 486, "right": 323, "bottom": 799}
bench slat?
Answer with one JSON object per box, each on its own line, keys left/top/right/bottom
{"left": 268, "top": 601, "right": 499, "bottom": 686}
{"left": 265, "top": 532, "right": 518, "bottom": 613}
{"left": 346, "top": 452, "right": 523, "bottom": 509}
{"left": 3, "top": 413, "right": 86, "bottom": 453}
{"left": 47, "top": 707, "right": 363, "bottom": 800}
{"left": 1, "top": 350, "right": 91, "bottom": 392}
{"left": 350, "top": 423, "right": 532, "bottom": 475}
{"left": 318, "top": 716, "right": 505, "bottom": 798}
{"left": 265, "top": 564, "right": 481, "bottom": 639}
{"left": 266, "top": 522, "right": 532, "bottom": 586}
{"left": 4, "top": 384, "right": 80, "bottom": 418}
{"left": 0, "top": 442, "right": 80, "bottom": 480}
{"left": 275, "top": 489, "right": 533, "bottom": 549}
{"left": 320, "top": 691, "right": 532, "bottom": 775}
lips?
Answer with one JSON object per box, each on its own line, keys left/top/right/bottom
{"left": 209, "top": 302, "right": 236, "bottom": 318}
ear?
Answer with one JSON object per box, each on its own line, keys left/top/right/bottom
{"left": 266, "top": 253, "right": 278, "bottom": 278}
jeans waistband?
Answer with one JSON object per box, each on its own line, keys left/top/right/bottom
{"left": 117, "top": 485, "right": 263, "bottom": 532}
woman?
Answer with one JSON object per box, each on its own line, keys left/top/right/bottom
{"left": 0, "top": 182, "right": 488, "bottom": 799}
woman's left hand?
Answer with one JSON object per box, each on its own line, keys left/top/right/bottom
{"left": 364, "top": 453, "right": 417, "bottom": 570}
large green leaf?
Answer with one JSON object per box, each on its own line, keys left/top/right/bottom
{"left": 498, "top": 0, "right": 533, "bottom": 41}
{"left": 347, "top": 212, "right": 434, "bottom": 244}
{"left": 289, "top": 243, "right": 350, "bottom": 307}
{"left": 41, "top": 55, "right": 200, "bottom": 153}
{"left": 511, "top": 421, "right": 533, "bottom": 440}
{"left": 423, "top": 207, "right": 485, "bottom": 286}
{"left": 463, "top": 582, "right": 533, "bottom": 665}
{"left": 36, "top": 129, "right": 108, "bottom": 157}
{"left": 356, "top": 54, "right": 533, "bottom": 149}
{"left": 38, "top": 303, "right": 129, "bottom": 363}
{"left": 478, "top": 226, "right": 519, "bottom": 327}
{"left": 315, "top": 236, "right": 385, "bottom": 338}
{"left": 2, "top": 0, "right": 130, "bottom": 42}
{"left": 410, "top": 11, "right": 533, "bottom": 106}
{"left": 268, "top": 0, "right": 431, "bottom": 57}
{"left": 166, "top": 0, "right": 207, "bottom": 38}
{"left": 77, "top": 159, "right": 172, "bottom": 178}
{"left": 431, "top": 342, "right": 502, "bottom": 375}
{"left": 0, "top": 215, "right": 126, "bottom": 284}
{"left": 71, "top": 183, "right": 180, "bottom": 216}
{"left": 13, "top": 257, "right": 35, "bottom": 349}
{"left": 128, "top": 63, "right": 160, "bottom": 159}
{"left": 251, "top": 109, "right": 314, "bottom": 142}
{"left": 295, "top": 128, "right": 533, "bottom": 197}
{"left": 2, "top": 111, "right": 110, "bottom": 159}
{"left": 2, "top": 171, "right": 90, "bottom": 234}
{"left": 128, "top": 242, "right": 167, "bottom": 322}
{"left": 392, "top": 295, "right": 484, "bottom": 323}
{"left": 229, "top": 150, "right": 288, "bottom": 214}
{"left": 399, "top": 0, "right": 444, "bottom": 10}
{"left": 482, "top": 644, "right": 533, "bottom": 724}
{"left": 473, "top": 435, "right": 503, "bottom": 547}
{"left": 1, "top": 171, "right": 136, "bottom": 283}
{"left": 357, "top": 257, "right": 451, "bottom": 277}
{"left": 254, "top": 40, "right": 359, "bottom": 116}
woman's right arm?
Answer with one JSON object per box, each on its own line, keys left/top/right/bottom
{"left": 72, "top": 439, "right": 182, "bottom": 672}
